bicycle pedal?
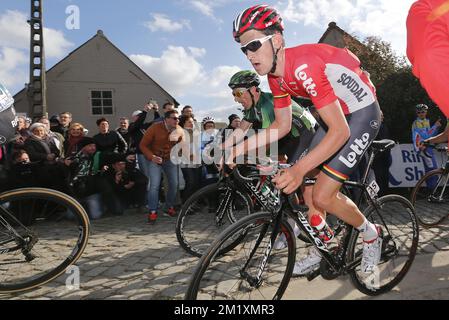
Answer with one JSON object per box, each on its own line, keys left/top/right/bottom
{"left": 23, "top": 252, "right": 36, "bottom": 262}
{"left": 306, "top": 268, "right": 321, "bottom": 281}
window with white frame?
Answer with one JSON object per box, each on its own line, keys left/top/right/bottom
{"left": 90, "top": 90, "right": 113, "bottom": 115}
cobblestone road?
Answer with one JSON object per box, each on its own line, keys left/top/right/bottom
{"left": 2, "top": 206, "right": 449, "bottom": 300}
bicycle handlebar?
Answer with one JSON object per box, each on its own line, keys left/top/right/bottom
{"left": 231, "top": 156, "right": 285, "bottom": 184}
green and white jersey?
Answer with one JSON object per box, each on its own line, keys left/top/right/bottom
{"left": 242, "top": 91, "right": 316, "bottom": 137}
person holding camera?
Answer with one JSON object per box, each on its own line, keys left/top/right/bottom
{"left": 8, "top": 149, "right": 39, "bottom": 189}
{"left": 152, "top": 102, "right": 176, "bottom": 124}
{"left": 103, "top": 153, "right": 148, "bottom": 213}
{"left": 128, "top": 101, "right": 160, "bottom": 181}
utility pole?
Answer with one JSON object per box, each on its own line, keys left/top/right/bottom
{"left": 27, "top": 0, "right": 47, "bottom": 120}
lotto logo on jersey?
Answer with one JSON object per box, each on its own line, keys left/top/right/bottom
{"left": 294, "top": 64, "right": 318, "bottom": 97}
{"left": 338, "top": 133, "right": 370, "bottom": 168}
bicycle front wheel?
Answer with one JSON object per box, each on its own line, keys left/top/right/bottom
{"left": 410, "top": 169, "right": 449, "bottom": 227}
{"left": 185, "top": 212, "right": 296, "bottom": 300}
{"left": 176, "top": 183, "right": 252, "bottom": 257}
{"left": 347, "top": 195, "right": 419, "bottom": 295}
{"left": 0, "top": 188, "right": 90, "bottom": 293}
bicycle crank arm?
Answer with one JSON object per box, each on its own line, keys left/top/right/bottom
{"left": 306, "top": 268, "right": 321, "bottom": 281}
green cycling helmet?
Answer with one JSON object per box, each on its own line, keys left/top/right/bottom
{"left": 228, "top": 70, "right": 260, "bottom": 89}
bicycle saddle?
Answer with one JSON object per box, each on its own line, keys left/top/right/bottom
{"left": 371, "top": 139, "right": 395, "bottom": 152}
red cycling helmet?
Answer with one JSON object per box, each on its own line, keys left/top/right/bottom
{"left": 233, "top": 4, "right": 284, "bottom": 43}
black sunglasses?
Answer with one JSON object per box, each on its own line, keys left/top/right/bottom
{"left": 240, "top": 35, "right": 274, "bottom": 55}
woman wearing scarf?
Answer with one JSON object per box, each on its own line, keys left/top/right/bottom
{"left": 64, "top": 122, "right": 86, "bottom": 158}
{"left": 37, "top": 116, "right": 65, "bottom": 158}
{"left": 24, "top": 122, "right": 60, "bottom": 163}
{"left": 24, "top": 122, "right": 67, "bottom": 191}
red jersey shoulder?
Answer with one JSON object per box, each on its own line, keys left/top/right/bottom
{"left": 267, "top": 74, "right": 283, "bottom": 94}
{"left": 286, "top": 49, "right": 328, "bottom": 98}
{"left": 267, "top": 75, "right": 291, "bottom": 109}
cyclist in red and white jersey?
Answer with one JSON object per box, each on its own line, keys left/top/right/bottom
{"left": 407, "top": 0, "right": 449, "bottom": 119}
{"left": 407, "top": 0, "right": 449, "bottom": 151}
{"left": 231, "top": 4, "right": 382, "bottom": 275}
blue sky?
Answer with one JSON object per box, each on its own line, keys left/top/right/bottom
{"left": 0, "top": 0, "right": 415, "bottom": 122}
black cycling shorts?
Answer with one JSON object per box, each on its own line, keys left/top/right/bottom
{"left": 280, "top": 126, "right": 316, "bottom": 164}
{"left": 308, "top": 102, "right": 381, "bottom": 183}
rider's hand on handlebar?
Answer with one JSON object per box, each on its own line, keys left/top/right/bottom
{"left": 418, "top": 139, "right": 430, "bottom": 151}
{"left": 418, "top": 142, "right": 426, "bottom": 151}
{"left": 272, "top": 165, "right": 303, "bottom": 195}
{"left": 224, "top": 156, "right": 237, "bottom": 170}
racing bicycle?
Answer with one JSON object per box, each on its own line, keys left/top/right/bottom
{"left": 185, "top": 139, "right": 419, "bottom": 299}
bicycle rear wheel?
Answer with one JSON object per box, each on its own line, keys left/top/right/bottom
{"left": 185, "top": 212, "right": 296, "bottom": 300}
{"left": 0, "top": 188, "right": 90, "bottom": 293}
{"left": 410, "top": 169, "right": 449, "bottom": 227}
{"left": 176, "top": 183, "right": 252, "bottom": 257}
{"left": 347, "top": 195, "right": 418, "bottom": 295}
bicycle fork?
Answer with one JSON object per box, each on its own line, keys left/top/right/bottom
{"left": 239, "top": 215, "right": 283, "bottom": 288}
{"left": 215, "top": 188, "right": 233, "bottom": 226}
{"left": 430, "top": 172, "right": 449, "bottom": 202}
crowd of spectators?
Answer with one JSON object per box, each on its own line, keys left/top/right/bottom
{"left": 0, "top": 103, "right": 233, "bottom": 223}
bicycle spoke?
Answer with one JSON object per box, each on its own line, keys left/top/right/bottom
{"left": 412, "top": 171, "right": 449, "bottom": 226}
{"left": 349, "top": 195, "right": 418, "bottom": 295}
{"left": 187, "top": 213, "right": 295, "bottom": 300}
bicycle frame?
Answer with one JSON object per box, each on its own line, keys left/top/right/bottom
{"left": 429, "top": 172, "right": 449, "bottom": 202}
{"left": 237, "top": 143, "right": 396, "bottom": 286}
{"left": 212, "top": 163, "right": 281, "bottom": 227}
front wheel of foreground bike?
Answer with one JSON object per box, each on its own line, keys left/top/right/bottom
{"left": 185, "top": 212, "right": 296, "bottom": 300}
{"left": 347, "top": 195, "right": 418, "bottom": 296}
{"left": 0, "top": 188, "right": 90, "bottom": 293}
{"left": 410, "top": 169, "right": 449, "bottom": 227}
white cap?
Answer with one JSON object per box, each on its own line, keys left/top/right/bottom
{"left": 29, "top": 122, "right": 46, "bottom": 132}
{"left": 132, "top": 110, "right": 143, "bottom": 117}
